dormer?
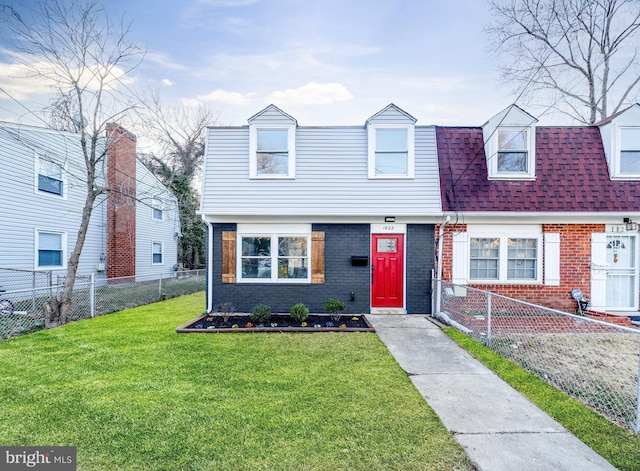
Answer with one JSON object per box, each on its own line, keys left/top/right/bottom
{"left": 482, "top": 105, "right": 537, "bottom": 180}
{"left": 596, "top": 103, "right": 640, "bottom": 180}
{"left": 365, "top": 103, "right": 416, "bottom": 179}
{"left": 248, "top": 104, "right": 297, "bottom": 179}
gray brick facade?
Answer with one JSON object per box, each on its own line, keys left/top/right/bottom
{"left": 210, "top": 223, "right": 433, "bottom": 314}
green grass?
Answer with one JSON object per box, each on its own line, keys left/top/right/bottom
{"left": 444, "top": 327, "right": 640, "bottom": 471}
{"left": 0, "top": 293, "right": 472, "bottom": 471}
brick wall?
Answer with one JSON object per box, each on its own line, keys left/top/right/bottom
{"left": 106, "top": 124, "right": 137, "bottom": 279}
{"left": 210, "top": 223, "right": 435, "bottom": 314}
{"left": 406, "top": 224, "right": 434, "bottom": 313}
{"left": 438, "top": 223, "right": 606, "bottom": 313}
{"left": 211, "top": 224, "right": 371, "bottom": 313}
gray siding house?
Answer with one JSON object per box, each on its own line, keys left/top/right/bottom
{"left": 0, "top": 121, "right": 179, "bottom": 288}
{"left": 200, "top": 104, "right": 443, "bottom": 314}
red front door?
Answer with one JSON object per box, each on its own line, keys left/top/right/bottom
{"left": 371, "top": 234, "right": 404, "bottom": 308}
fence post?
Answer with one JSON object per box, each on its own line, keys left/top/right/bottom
{"left": 486, "top": 292, "right": 492, "bottom": 346}
{"left": 31, "top": 269, "right": 36, "bottom": 312}
{"left": 636, "top": 346, "right": 640, "bottom": 434}
{"left": 89, "top": 274, "right": 95, "bottom": 318}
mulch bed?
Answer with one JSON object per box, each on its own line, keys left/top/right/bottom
{"left": 176, "top": 314, "right": 374, "bottom": 333}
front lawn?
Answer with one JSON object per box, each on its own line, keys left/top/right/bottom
{"left": 0, "top": 293, "right": 472, "bottom": 471}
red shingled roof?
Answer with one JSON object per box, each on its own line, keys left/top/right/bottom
{"left": 436, "top": 126, "right": 640, "bottom": 212}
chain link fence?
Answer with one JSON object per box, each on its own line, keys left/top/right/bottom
{"left": 0, "top": 270, "right": 205, "bottom": 341}
{"left": 434, "top": 279, "right": 640, "bottom": 434}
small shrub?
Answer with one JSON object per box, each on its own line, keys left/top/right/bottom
{"left": 214, "top": 302, "right": 235, "bottom": 322}
{"left": 290, "top": 303, "right": 309, "bottom": 322}
{"left": 250, "top": 304, "right": 271, "bottom": 324}
{"left": 324, "top": 298, "right": 346, "bottom": 322}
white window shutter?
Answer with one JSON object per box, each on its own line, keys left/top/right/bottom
{"left": 590, "top": 233, "right": 607, "bottom": 311}
{"left": 452, "top": 232, "right": 468, "bottom": 284}
{"left": 544, "top": 233, "right": 560, "bottom": 286}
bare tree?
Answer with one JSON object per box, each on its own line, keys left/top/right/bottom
{"left": 0, "top": 1, "right": 144, "bottom": 324}
{"left": 138, "top": 95, "right": 217, "bottom": 269}
{"left": 487, "top": 0, "right": 640, "bottom": 124}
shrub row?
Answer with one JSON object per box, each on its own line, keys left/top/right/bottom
{"left": 247, "top": 298, "right": 347, "bottom": 324}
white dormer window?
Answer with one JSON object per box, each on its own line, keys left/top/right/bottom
{"left": 249, "top": 125, "right": 296, "bottom": 178}
{"left": 486, "top": 127, "right": 535, "bottom": 180}
{"left": 368, "top": 124, "right": 415, "bottom": 178}
{"left": 483, "top": 105, "right": 537, "bottom": 180}
{"left": 497, "top": 129, "right": 528, "bottom": 173}
{"left": 619, "top": 127, "right": 640, "bottom": 174}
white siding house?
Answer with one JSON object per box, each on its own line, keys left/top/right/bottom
{"left": 200, "top": 104, "right": 443, "bottom": 315}
{"left": 0, "top": 121, "right": 178, "bottom": 289}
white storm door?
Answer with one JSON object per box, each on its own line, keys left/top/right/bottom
{"left": 606, "top": 234, "right": 638, "bottom": 309}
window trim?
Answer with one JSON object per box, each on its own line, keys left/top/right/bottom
{"left": 468, "top": 232, "right": 543, "bottom": 284}
{"left": 152, "top": 241, "right": 164, "bottom": 265}
{"left": 368, "top": 124, "right": 415, "bottom": 179}
{"left": 613, "top": 126, "right": 640, "bottom": 179}
{"left": 236, "top": 224, "right": 311, "bottom": 284}
{"left": 35, "top": 152, "right": 67, "bottom": 199}
{"left": 249, "top": 124, "right": 296, "bottom": 179}
{"left": 152, "top": 198, "right": 164, "bottom": 221}
{"left": 35, "top": 229, "right": 67, "bottom": 269}
{"left": 488, "top": 126, "right": 536, "bottom": 180}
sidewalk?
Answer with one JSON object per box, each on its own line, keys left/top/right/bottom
{"left": 366, "top": 314, "right": 617, "bottom": 471}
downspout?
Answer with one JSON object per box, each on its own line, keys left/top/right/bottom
{"left": 435, "top": 215, "right": 451, "bottom": 317}
{"left": 203, "top": 218, "right": 214, "bottom": 313}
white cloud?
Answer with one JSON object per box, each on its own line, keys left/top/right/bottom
{"left": 0, "top": 58, "right": 137, "bottom": 102}
{"left": 161, "top": 78, "right": 174, "bottom": 87}
{"left": 0, "top": 62, "right": 50, "bottom": 100}
{"left": 194, "top": 89, "right": 256, "bottom": 105}
{"left": 268, "top": 82, "right": 354, "bottom": 105}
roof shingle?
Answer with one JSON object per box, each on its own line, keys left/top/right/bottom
{"left": 436, "top": 126, "right": 640, "bottom": 212}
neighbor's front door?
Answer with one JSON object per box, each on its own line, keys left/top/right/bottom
{"left": 606, "top": 234, "right": 638, "bottom": 309}
{"left": 371, "top": 234, "right": 404, "bottom": 308}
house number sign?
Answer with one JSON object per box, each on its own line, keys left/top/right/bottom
{"left": 371, "top": 223, "right": 406, "bottom": 234}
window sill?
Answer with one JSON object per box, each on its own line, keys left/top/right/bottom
{"left": 368, "top": 175, "right": 415, "bottom": 180}
{"left": 487, "top": 175, "right": 536, "bottom": 181}
{"left": 249, "top": 175, "right": 295, "bottom": 180}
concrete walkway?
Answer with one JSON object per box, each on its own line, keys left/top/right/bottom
{"left": 366, "top": 314, "right": 617, "bottom": 471}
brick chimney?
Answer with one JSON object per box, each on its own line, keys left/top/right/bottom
{"left": 106, "top": 124, "right": 137, "bottom": 279}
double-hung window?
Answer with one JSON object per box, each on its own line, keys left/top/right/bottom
{"left": 368, "top": 125, "right": 415, "bottom": 178}
{"left": 238, "top": 225, "right": 310, "bottom": 283}
{"left": 36, "top": 230, "right": 66, "bottom": 269}
{"left": 619, "top": 127, "right": 640, "bottom": 175}
{"left": 152, "top": 198, "right": 164, "bottom": 221}
{"left": 497, "top": 129, "right": 528, "bottom": 173}
{"left": 152, "top": 242, "right": 164, "bottom": 265}
{"left": 36, "top": 154, "right": 65, "bottom": 197}
{"left": 469, "top": 234, "right": 540, "bottom": 283}
{"left": 250, "top": 125, "right": 296, "bottom": 178}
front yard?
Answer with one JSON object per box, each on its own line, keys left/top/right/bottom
{"left": 0, "top": 292, "right": 472, "bottom": 470}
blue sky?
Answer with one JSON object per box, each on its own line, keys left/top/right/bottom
{"left": 0, "top": 0, "right": 518, "bottom": 128}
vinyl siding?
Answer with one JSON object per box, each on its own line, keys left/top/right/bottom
{"left": 0, "top": 123, "right": 105, "bottom": 283}
{"left": 201, "top": 125, "right": 442, "bottom": 216}
{"left": 0, "top": 122, "right": 178, "bottom": 288}
{"left": 135, "top": 160, "right": 179, "bottom": 279}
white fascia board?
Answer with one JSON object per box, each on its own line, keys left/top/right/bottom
{"left": 200, "top": 214, "right": 445, "bottom": 225}
{"left": 442, "top": 211, "right": 640, "bottom": 224}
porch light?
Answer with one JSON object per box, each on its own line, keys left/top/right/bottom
{"left": 624, "top": 217, "right": 638, "bottom": 231}
{"left": 385, "top": 216, "right": 396, "bottom": 223}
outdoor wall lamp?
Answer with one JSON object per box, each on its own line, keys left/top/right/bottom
{"left": 385, "top": 216, "right": 395, "bottom": 222}
{"left": 624, "top": 217, "right": 638, "bottom": 231}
